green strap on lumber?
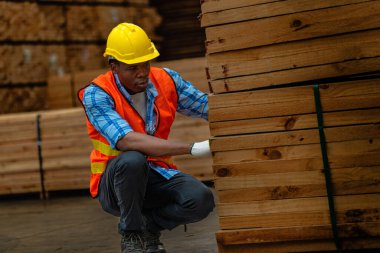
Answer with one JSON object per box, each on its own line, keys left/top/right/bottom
{"left": 313, "top": 84, "right": 342, "bottom": 252}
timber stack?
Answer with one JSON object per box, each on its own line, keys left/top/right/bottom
{"left": 201, "top": 0, "right": 380, "bottom": 252}
{"left": 150, "top": 0, "right": 205, "bottom": 60}
{"left": 0, "top": 0, "right": 160, "bottom": 114}
{"left": 0, "top": 112, "right": 41, "bottom": 195}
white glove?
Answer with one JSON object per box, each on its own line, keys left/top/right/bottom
{"left": 190, "top": 140, "right": 211, "bottom": 157}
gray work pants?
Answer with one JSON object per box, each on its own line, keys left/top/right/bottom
{"left": 97, "top": 151, "right": 215, "bottom": 235}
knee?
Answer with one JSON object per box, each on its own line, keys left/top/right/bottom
{"left": 184, "top": 186, "right": 215, "bottom": 219}
{"left": 114, "top": 151, "right": 147, "bottom": 177}
{"left": 198, "top": 187, "right": 215, "bottom": 217}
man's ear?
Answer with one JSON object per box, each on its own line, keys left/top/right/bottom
{"left": 110, "top": 62, "right": 119, "bottom": 74}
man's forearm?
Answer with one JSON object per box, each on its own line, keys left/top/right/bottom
{"left": 116, "top": 131, "right": 192, "bottom": 157}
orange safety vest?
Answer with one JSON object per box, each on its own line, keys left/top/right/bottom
{"left": 78, "top": 67, "right": 178, "bottom": 198}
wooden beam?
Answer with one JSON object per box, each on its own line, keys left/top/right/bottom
{"left": 209, "top": 57, "right": 380, "bottom": 94}
{"left": 215, "top": 166, "right": 380, "bottom": 202}
{"left": 215, "top": 165, "right": 380, "bottom": 189}
{"left": 210, "top": 108, "right": 380, "bottom": 137}
{"left": 209, "top": 79, "right": 380, "bottom": 122}
{"left": 201, "top": 0, "right": 372, "bottom": 27}
{"left": 217, "top": 237, "right": 380, "bottom": 253}
{"left": 216, "top": 222, "right": 380, "bottom": 244}
{"left": 219, "top": 208, "right": 380, "bottom": 230}
{"left": 217, "top": 194, "right": 380, "bottom": 217}
{"left": 213, "top": 152, "right": 380, "bottom": 177}
{"left": 205, "top": 1, "right": 380, "bottom": 53}
{"left": 206, "top": 29, "right": 380, "bottom": 81}
{"left": 211, "top": 124, "right": 380, "bottom": 152}
{"left": 201, "top": 0, "right": 275, "bottom": 14}
{"left": 213, "top": 139, "right": 380, "bottom": 165}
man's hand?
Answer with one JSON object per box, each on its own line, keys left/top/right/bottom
{"left": 190, "top": 140, "right": 211, "bottom": 157}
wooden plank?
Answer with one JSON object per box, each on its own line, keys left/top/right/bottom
{"left": 206, "top": 29, "right": 380, "bottom": 81}
{"left": 205, "top": 1, "right": 380, "bottom": 54}
{"left": 210, "top": 108, "right": 380, "bottom": 137}
{"left": 210, "top": 57, "right": 380, "bottom": 94}
{"left": 47, "top": 74, "right": 74, "bottom": 109}
{"left": 44, "top": 167, "right": 88, "bottom": 178}
{"left": 209, "top": 77, "right": 380, "bottom": 110}
{"left": 209, "top": 79, "right": 380, "bottom": 122}
{"left": 43, "top": 156, "right": 90, "bottom": 171}
{"left": 41, "top": 139, "right": 92, "bottom": 159}
{"left": 0, "top": 130, "right": 37, "bottom": 143}
{"left": 172, "top": 155, "right": 213, "bottom": 181}
{"left": 215, "top": 165, "right": 380, "bottom": 190}
{"left": 219, "top": 208, "right": 380, "bottom": 230}
{"left": 218, "top": 178, "right": 380, "bottom": 203}
{"left": 216, "top": 222, "right": 380, "bottom": 244}
{"left": 0, "top": 172, "right": 41, "bottom": 195}
{"left": 0, "top": 112, "right": 37, "bottom": 143}
{"left": 217, "top": 237, "right": 380, "bottom": 253}
{"left": 213, "top": 152, "right": 380, "bottom": 177}
{"left": 201, "top": 0, "right": 372, "bottom": 27}
{"left": 0, "top": 159, "right": 40, "bottom": 174}
{"left": 44, "top": 179, "right": 89, "bottom": 191}
{"left": 212, "top": 138, "right": 380, "bottom": 165}
{"left": 0, "top": 111, "right": 36, "bottom": 125}
{"left": 0, "top": 142, "right": 39, "bottom": 162}
{"left": 211, "top": 124, "right": 380, "bottom": 152}
{"left": 217, "top": 194, "right": 380, "bottom": 217}
{"left": 201, "top": 0, "right": 278, "bottom": 14}
{"left": 215, "top": 166, "right": 380, "bottom": 201}
{"left": 210, "top": 78, "right": 380, "bottom": 111}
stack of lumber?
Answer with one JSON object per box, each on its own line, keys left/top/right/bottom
{"left": 0, "top": 107, "right": 92, "bottom": 197}
{"left": 39, "top": 108, "right": 92, "bottom": 194}
{"left": 0, "top": 0, "right": 161, "bottom": 114}
{"left": 151, "top": 0, "right": 205, "bottom": 60}
{"left": 202, "top": 0, "right": 380, "bottom": 252}
{"left": 0, "top": 112, "right": 41, "bottom": 195}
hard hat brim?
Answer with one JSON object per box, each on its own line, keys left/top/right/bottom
{"left": 104, "top": 43, "right": 160, "bottom": 65}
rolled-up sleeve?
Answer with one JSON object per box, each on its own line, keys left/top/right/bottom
{"left": 82, "top": 85, "right": 133, "bottom": 149}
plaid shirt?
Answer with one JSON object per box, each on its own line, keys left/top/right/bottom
{"left": 82, "top": 68, "right": 208, "bottom": 179}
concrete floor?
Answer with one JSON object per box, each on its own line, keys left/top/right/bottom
{"left": 0, "top": 188, "right": 219, "bottom": 253}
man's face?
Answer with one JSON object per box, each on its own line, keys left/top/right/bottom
{"left": 111, "top": 61, "right": 150, "bottom": 94}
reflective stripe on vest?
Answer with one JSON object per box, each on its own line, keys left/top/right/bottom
{"left": 91, "top": 162, "right": 106, "bottom": 174}
{"left": 91, "top": 139, "right": 122, "bottom": 156}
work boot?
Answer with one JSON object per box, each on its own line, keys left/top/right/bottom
{"left": 121, "top": 232, "right": 145, "bottom": 253}
{"left": 143, "top": 230, "right": 167, "bottom": 253}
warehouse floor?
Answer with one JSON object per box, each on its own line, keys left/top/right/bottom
{"left": 0, "top": 188, "right": 219, "bottom": 253}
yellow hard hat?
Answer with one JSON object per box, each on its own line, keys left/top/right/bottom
{"left": 103, "top": 23, "right": 159, "bottom": 65}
